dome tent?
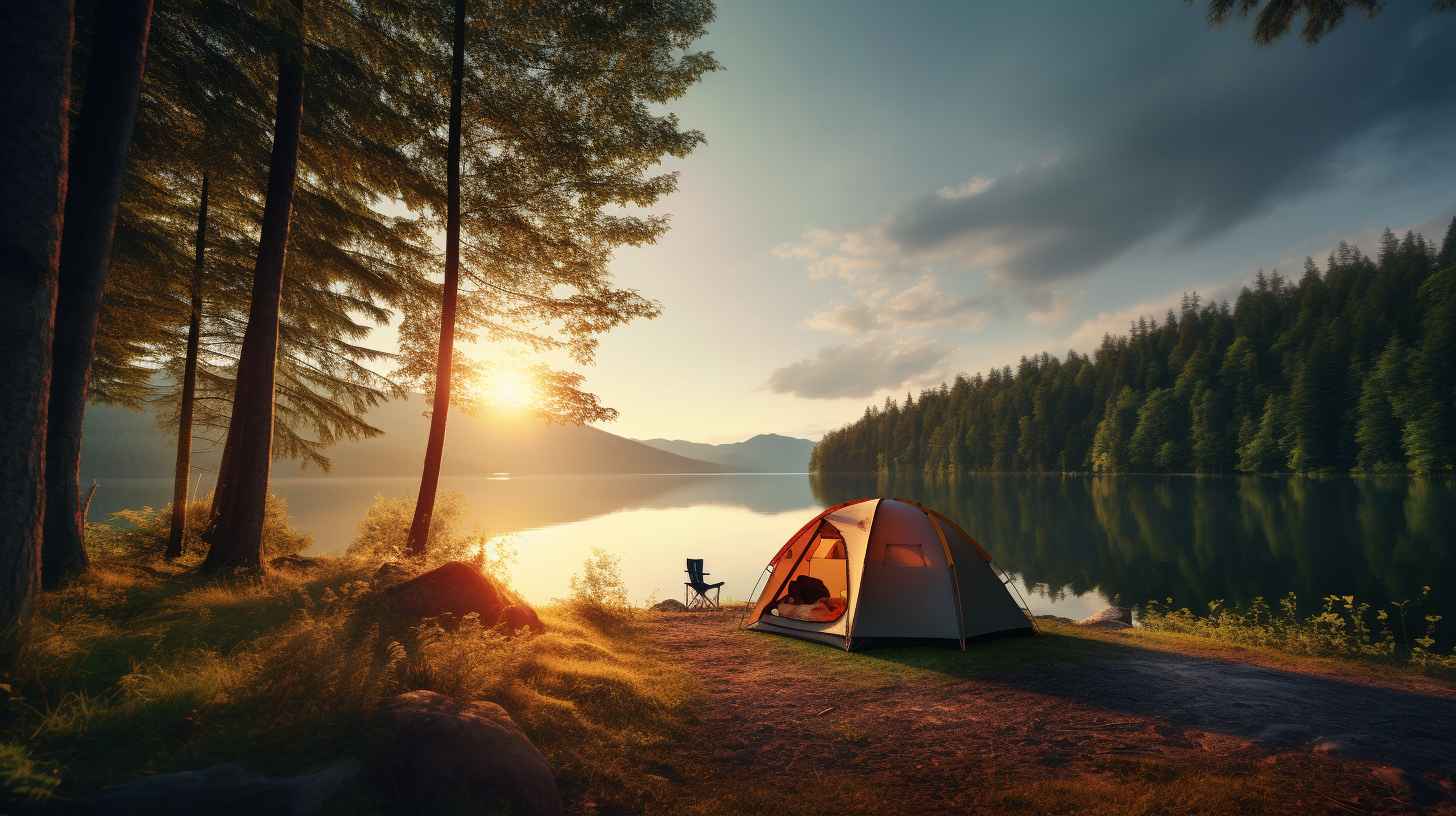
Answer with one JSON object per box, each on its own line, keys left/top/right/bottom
{"left": 744, "top": 498, "right": 1033, "bottom": 650}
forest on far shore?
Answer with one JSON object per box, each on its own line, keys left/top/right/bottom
{"left": 811, "top": 221, "right": 1456, "bottom": 476}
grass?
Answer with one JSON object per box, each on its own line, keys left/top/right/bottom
{"left": 1141, "top": 590, "right": 1456, "bottom": 674}
{"left": 0, "top": 551, "right": 692, "bottom": 813}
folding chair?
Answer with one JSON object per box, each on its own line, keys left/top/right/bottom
{"left": 684, "top": 558, "right": 724, "bottom": 610}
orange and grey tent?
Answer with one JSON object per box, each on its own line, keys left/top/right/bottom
{"left": 744, "top": 498, "right": 1033, "bottom": 650}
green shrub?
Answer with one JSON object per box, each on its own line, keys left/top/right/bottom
{"left": 346, "top": 493, "right": 514, "bottom": 578}
{"left": 86, "top": 493, "right": 309, "bottom": 560}
{"left": 1141, "top": 587, "right": 1456, "bottom": 671}
{"left": 566, "top": 548, "right": 633, "bottom": 627}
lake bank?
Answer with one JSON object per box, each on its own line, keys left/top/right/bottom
{"left": 76, "top": 473, "right": 1456, "bottom": 626}
{"left": 7, "top": 552, "right": 1456, "bottom": 814}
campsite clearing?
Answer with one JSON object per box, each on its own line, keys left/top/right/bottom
{"left": 639, "top": 611, "right": 1456, "bottom": 815}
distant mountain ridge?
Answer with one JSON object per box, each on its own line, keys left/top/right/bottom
{"left": 634, "top": 433, "right": 814, "bottom": 473}
{"left": 80, "top": 395, "right": 726, "bottom": 479}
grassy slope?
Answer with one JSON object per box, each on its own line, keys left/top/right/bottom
{"left": 1, "top": 556, "right": 691, "bottom": 813}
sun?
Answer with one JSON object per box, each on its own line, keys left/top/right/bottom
{"left": 485, "top": 368, "right": 537, "bottom": 411}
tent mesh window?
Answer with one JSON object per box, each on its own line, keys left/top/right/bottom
{"left": 870, "top": 536, "right": 929, "bottom": 567}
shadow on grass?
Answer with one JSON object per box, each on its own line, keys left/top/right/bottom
{"left": 749, "top": 625, "right": 1456, "bottom": 780}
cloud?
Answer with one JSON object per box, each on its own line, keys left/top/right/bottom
{"left": 780, "top": 9, "right": 1456, "bottom": 293}
{"left": 936, "top": 176, "right": 994, "bottom": 201}
{"left": 804, "top": 276, "right": 992, "bottom": 335}
{"left": 767, "top": 338, "right": 951, "bottom": 399}
{"left": 804, "top": 302, "right": 880, "bottom": 334}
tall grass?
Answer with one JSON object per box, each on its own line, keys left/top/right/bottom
{"left": 86, "top": 493, "right": 309, "bottom": 560}
{"left": 1141, "top": 588, "right": 1456, "bottom": 671}
{"left": 565, "top": 548, "right": 634, "bottom": 628}
{"left": 3, "top": 540, "right": 687, "bottom": 811}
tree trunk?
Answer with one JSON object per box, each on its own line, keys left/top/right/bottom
{"left": 405, "top": 0, "right": 466, "bottom": 557}
{"left": 43, "top": 0, "right": 153, "bottom": 588}
{"left": 202, "top": 1, "right": 305, "bottom": 574}
{"left": 0, "top": 1, "right": 71, "bottom": 646}
{"left": 167, "top": 174, "right": 207, "bottom": 560}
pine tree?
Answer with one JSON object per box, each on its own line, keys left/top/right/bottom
{"left": 1190, "top": 385, "right": 1230, "bottom": 472}
{"left": 1438, "top": 217, "right": 1456, "bottom": 271}
{"left": 1355, "top": 338, "right": 1405, "bottom": 472}
{"left": 1286, "top": 329, "right": 1339, "bottom": 472}
{"left": 1403, "top": 267, "right": 1456, "bottom": 473}
{"left": 42, "top": 0, "right": 154, "bottom": 588}
{"left": 1203, "top": 0, "right": 1452, "bottom": 45}
{"left": 1090, "top": 387, "right": 1139, "bottom": 472}
{"left": 0, "top": 1, "right": 72, "bottom": 642}
{"left": 398, "top": 0, "right": 716, "bottom": 554}
{"left": 1127, "top": 388, "right": 1178, "bottom": 472}
{"left": 1239, "top": 395, "right": 1287, "bottom": 473}
{"left": 203, "top": 0, "right": 308, "bottom": 573}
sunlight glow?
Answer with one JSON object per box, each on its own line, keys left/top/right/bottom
{"left": 484, "top": 368, "right": 537, "bottom": 411}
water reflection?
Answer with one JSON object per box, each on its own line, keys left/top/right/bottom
{"left": 85, "top": 472, "right": 1456, "bottom": 622}
{"left": 812, "top": 473, "right": 1456, "bottom": 622}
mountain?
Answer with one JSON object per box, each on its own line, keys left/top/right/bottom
{"left": 634, "top": 433, "right": 815, "bottom": 473}
{"left": 80, "top": 395, "right": 725, "bottom": 479}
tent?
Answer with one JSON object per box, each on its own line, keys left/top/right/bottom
{"left": 744, "top": 498, "right": 1033, "bottom": 650}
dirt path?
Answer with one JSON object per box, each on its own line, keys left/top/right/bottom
{"left": 641, "top": 612, "right": 1456, "bottom": 815}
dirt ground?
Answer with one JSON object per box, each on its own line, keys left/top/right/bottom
{"left": 638, "top": 611, "right": 1456, "bottom": 816}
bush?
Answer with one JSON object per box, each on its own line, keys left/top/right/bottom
{"left": 6, "top": 555, "right": 688, "bottom": 810}
{"left": 346, "top": 493, "right": 514, "bottom": 578}
{"left": 86, "top": 493, "right": 309, "bottom": 560}
{"left": 566, "top": 549, "right": 633, "bottom": 627}
{"left": 1141, "top": 587, "right": 1456, "bottom": 671}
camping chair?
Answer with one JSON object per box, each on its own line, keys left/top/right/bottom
{"left": 684, "top": 558, "right": 725, "bottom": 610}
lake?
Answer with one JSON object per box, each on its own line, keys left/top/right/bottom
{"left": 85, "top": 473, "right": 1456, "bottom": 625}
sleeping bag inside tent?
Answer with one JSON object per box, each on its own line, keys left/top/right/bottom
{"left": 744, "top": 498, "right": 1033, "bottom": 649}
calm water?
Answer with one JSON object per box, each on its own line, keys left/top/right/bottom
{"left": 86, "top": 473, "right": 1456, "bottom": 623}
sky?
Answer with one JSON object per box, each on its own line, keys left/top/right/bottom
{"left": 443, "top": 0, "right": 1456, "bottom": 444}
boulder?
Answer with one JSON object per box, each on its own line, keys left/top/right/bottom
{"left": 1077, "top": 606, "right": 1132, "bottom": 628}
{"left": 379, "top": 561, "right": 544, "bottom": 633}
{"left": 501, "top": 603, "right": 544, "bottom": 632}
{"left": 371, "top": 690, "right": 562, "bottom": 816}
{"left": 650, "top": 598, "right": 688, "bottom": 612}
{"left": 85, "top": 759, "right": 360, "bottom": 816}
{"left": 269, "top": 554, "right": 326, "bottom": 572}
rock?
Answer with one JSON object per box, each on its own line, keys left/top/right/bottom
{"left": 1077, "top": 606, "right": 1132, "bottom": 628}
{"left": 650, "top": 598, "right": 688, "bottom": 612}
{"left": 380, "top": 561, "right": 544, "bottom": 633}
{"left": 269, "top": 554, "right": 326, "bottom": 572}
{"left": 371, "top": 690, "right": 562, "bottom": 816}
{"left": 85, "top": 759, "right": 360, "bottom": 816}
{"left": 373, "top": 562, "right": 415, "bottom": 587}
{"left": 501, "top": 603, "right": 544, "bottom": 632}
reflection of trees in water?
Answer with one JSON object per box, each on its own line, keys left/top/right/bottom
{"left": 811, "top": 473, "right": 1456, "bottom": 618}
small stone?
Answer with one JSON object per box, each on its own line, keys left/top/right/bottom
{"left": 650, "top": 598, "right": 688, "bottom": 612}
{"left": 1077, "top": 607, "right": 1132, "bottom": 627}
